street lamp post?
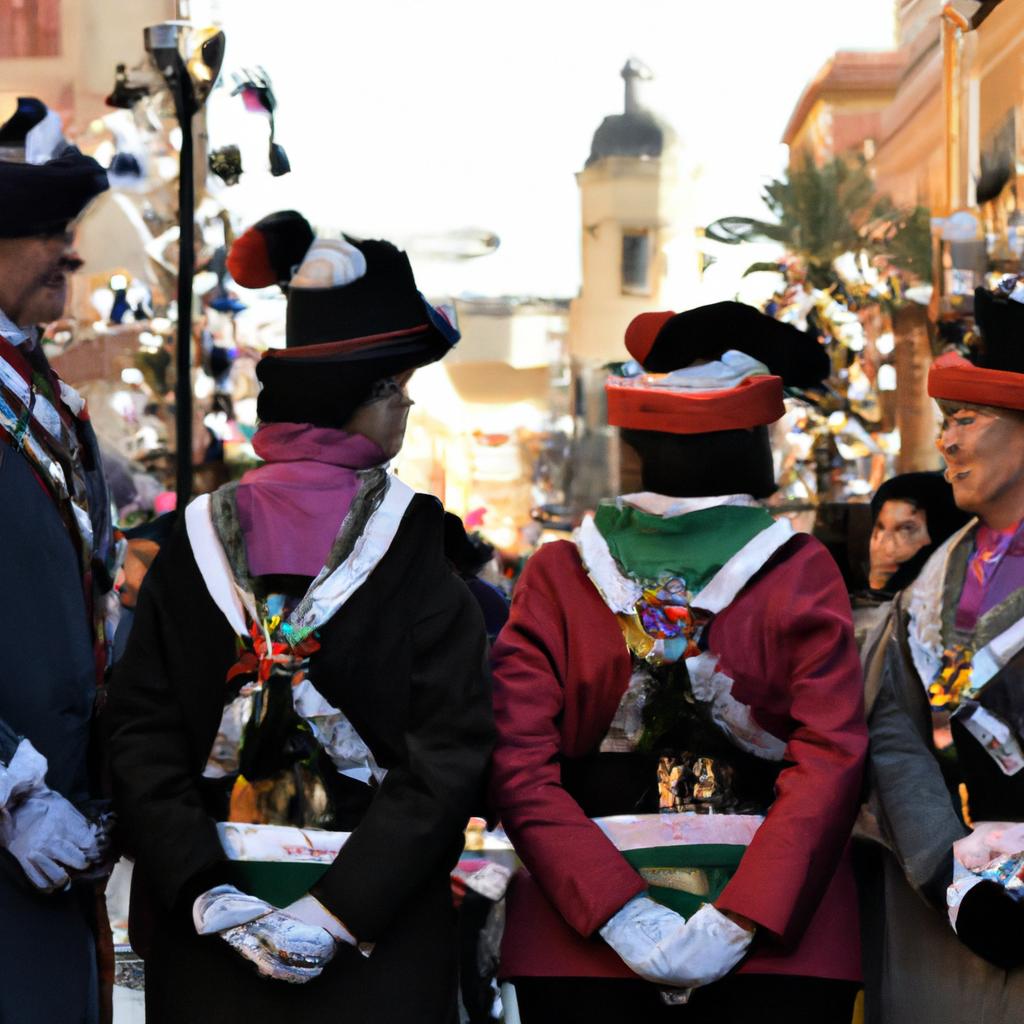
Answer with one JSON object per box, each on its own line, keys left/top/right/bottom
{"left": 143, "top": 22, "right": 223, "bottom": 508}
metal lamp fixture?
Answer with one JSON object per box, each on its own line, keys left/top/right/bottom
{"left": 143, "top": 21, "right": 225, "bottom": 508}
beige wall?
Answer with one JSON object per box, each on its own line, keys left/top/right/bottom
{"left": 0, "top": 0, "right": 175, "bottom": 134}
{"left": 870, "top": 1, "right": 1024, "bottom": 215}
{"left": 449, "top": 301, "right": 567, "bottom": 369}
{"left": 569, "top": 150, "right": 698, "bottom": 363}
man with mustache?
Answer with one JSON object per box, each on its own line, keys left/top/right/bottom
{"left": 865, "top": 285, "right": 1024, "bottom": 1023}
{"left": 0, "top": 98, "right": 116, "bottom": 1023}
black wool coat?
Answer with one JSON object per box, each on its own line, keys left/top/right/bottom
{"left": 108, "top": 493, "right": 495, "bottom": 1023}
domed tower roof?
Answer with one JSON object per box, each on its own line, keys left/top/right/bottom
{"left": 585, "top": 58, "right": 676, "bottom": 167}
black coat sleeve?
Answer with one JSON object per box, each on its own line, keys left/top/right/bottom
{"left": 107, "top": 536, "right": 229, "bottom": 911}
{"left": 310, "top": 570, "right": 494, "bottom": 940}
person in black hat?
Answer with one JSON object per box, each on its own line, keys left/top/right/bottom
{"left": 490, "top": 301, "right": 867, "bottom": 1023}
{"left": 0, "top": 98, "right": 116, "bottom": 1024}
{"left": 108, "top": 215, "right": 494, "bottom": 1023}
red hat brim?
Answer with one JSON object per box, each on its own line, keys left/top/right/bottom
{"left": 606, "top": 374, "right": 785, "bottom": 434}
{"left": 927, "top": 351, "right": 1024, "bottom": 411}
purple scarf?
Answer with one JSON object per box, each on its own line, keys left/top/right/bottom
{"left": 955, "top": 519, "right": 1024, "bottom": 633}
{"left": 236, "top": 422, "right": 387, "bottom": 577}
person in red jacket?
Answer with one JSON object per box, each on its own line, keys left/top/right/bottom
{"left": 490, "top": 302, "right": 868, "bottom": 1023}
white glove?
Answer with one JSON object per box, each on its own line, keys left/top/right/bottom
{"left": 284, "top": 894, "right": 359, "bottom": 947}
{"left": 947, "top": 857, "right": 985, "bottom": 930}
{"left": 194, "top": 884, "right": 337, "bottom": 984}
{"left": 953, "top": 822, "right": 1024, "bottom": 870}
{"left": 0, "top": 738, "right": 48, "bottom": 808}
{"left": 599, "top": 896, "right": 752, "bottom": 989}
{"left": 0, "top": 740, "right": 112, "bottom": 890}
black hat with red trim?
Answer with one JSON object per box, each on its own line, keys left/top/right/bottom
{"left": 227, "top": 212, "right": 459, "bottom": 428}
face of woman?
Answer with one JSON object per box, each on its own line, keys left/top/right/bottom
{"left": 869, "top": 499, "right": 931, "bottom": 590}
{"left": 343, "top": 373, "right": 414, "bottom": 458}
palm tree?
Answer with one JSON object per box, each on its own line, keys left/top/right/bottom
{"left": 707, "top": 153, "right": 938, "bottom": 482}
{"left": 707, "top": 153, "right": 930, "bottom": 285}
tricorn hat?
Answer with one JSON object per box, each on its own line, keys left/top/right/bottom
{"left": 0, "top": 97, "right": 108, "bottom": 238}
{"left": 607, "top": 300, "right": 828, "bottom": 435}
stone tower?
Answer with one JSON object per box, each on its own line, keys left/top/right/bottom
{"left": 567, "top": 60, "right": 697, "bottom": 507}
{"left": 569, "top": 59, "right": 697, "bottom": 363}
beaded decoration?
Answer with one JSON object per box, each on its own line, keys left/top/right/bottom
{"left": 928, "top": 644, "right": 975, "bottom": 710}
{"left": 617, "top": 576, "right": 708, "bottom": 665}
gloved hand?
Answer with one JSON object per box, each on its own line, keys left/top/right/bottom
{"left": 284, "top": 894, "right": 359, "bottom": 948}
{"left": 0, "top": 737, "right": 48, "bottom": 808}
{"left": 953, "top": 822, "right": 1024, "bottom": 870}
{"left": 951, "top": 878, "right": 1024, "bottom": 971}
{"left": 194, "top": 884, "right": 337, "bottom": 983}
{"left": 599, "top": 896, "right": 753, "bottom": 990}
{"left": 0, "top": 738, "right": 106, "bottom": 892}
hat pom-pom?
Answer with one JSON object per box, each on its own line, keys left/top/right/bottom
{"left": 227, "top": 227, "right": 276, "bottom": 288}
{"left": 625, "top": 310, "right": 676, "bottom": 367}
{"left": 291, "top": 238, "right": 367, "bottom": 290}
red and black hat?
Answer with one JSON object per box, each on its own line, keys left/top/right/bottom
{"left": 227, "top": 211, "right": 459, "bottom": 428}
{"left": 607, "top": 300, "right": 828, "bottom": 435}
{"left": 0, "top": 97, "right": 108, "bottom": 238}
{"left": 928, "top": 287, "right": 1024, "bottom": 411}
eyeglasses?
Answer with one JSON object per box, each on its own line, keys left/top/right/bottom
{"left": 366, "top": 377, "right": 405, "bottom": 402}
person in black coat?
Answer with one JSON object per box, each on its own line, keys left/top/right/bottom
{"left": 108, "top": 217, "right": 494, "bottom": 1023}
{"left": 0, "top": 99, "right": 115, "bottom": 1024}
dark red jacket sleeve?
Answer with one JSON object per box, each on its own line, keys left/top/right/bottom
{"left": 714, "top": 539, "right": 868, "bottom": 944}
{"left": 489, "top": 544, "right": 646, "bottom": 937}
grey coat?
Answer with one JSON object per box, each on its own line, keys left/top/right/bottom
{"left": 863, "top": 531, "right": 1024, "bottom": 1024}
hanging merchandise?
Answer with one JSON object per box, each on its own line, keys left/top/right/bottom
{"left": 209, "top": 144, "right": 243, "bottom": 185}
{"left": 231, "top": 67, "right": 291, "bottom": 176}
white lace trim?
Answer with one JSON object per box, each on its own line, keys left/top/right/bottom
{"left": 907, "top": 517, "right": 1024, "bottom": 691}
{"left": 620, "top": 492, "right": 758, "bottom": 518}
{"left": 685, "top": 650, "right": 787, "bottom": 761}
{"left": 185, "top": 474, "right": 415, "bottom": 639}
{"left": 0, "top": 352, "right": 67, "bottom": 443}
{"left": 593, "top": 812, "right": 764, "bottom": 851}
{"left": 693, "top": 518, "right": 794, "bottom": 614}
{"left": 291, "top": 677, "right": 384, "bottom": 784}
{"left": 575, "top": 515, "right": 643, "bottom": 614}
{"left": 906, "top": 521, "right": 973, "bottom": 691}
{"left": 186, "top": 494, "right": 255, "bottom": 637}
{"left": 289, "top": 476, "right": 415, "bottom": 636}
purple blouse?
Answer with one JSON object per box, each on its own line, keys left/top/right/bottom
{"left": 955, "top": 519, "right": 1024, "bottom": 633}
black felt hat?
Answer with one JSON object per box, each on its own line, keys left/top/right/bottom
{"left": 972, "top": 286, "right": 1024, "bottom": 373}
{"left": 625, "top": 300, "right": 830, "bottom": 387}
{"left": 0, "top": 98, "right": 108, "bottom": 238}
{"left": 236, "top": 218, "right": 459, "bottom": 428}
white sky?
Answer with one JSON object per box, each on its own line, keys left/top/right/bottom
{"left": 200, "top": 0, "right": 899, "bottom": 300}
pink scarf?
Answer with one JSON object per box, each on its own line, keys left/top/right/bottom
{"left": 236, "top": 422, "right": 386, "bottom": 577}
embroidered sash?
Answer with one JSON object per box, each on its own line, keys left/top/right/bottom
{"left": 0, "top": 335, "right": 95, "bottom": 569}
